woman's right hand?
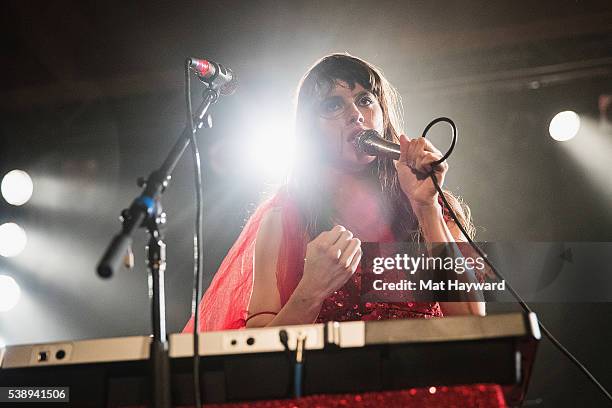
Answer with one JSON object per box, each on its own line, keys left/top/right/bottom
{"left": 297, "top": 225, "right": 362, "bottom": 302}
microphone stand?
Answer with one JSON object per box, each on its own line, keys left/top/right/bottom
{"left": 97, "top": 87, "right": 220, "bottom": 408}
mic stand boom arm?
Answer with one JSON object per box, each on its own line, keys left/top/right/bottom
{"left": 96, "top": 87, "right": 219, "bottom": 408}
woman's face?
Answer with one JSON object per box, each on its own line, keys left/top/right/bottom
{"left": 314, "top": 81, "right": 384, "bottom": 171}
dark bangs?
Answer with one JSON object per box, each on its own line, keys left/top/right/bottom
{"left": 301, "top": 54, "right": 383, "bottom": 103}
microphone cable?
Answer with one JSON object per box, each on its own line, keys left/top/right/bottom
{"left": 422, "top": 117, "right": 612, "bottom": 403}
{"left": 185, "top": 59, "right": 204, "bottom": 408}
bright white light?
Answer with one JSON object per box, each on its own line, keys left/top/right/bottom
{"left": 0, "top": 223, "right": 28, "bottom": 257}
{"left": 1, "top": 170, "right": 34, "bottom": 206}
{"left": 0, "top": 337, "right": 6, "bottom": 348}
{"left": 428, "top": 386, "right": 437, "bottom": 394}
{"left": 549, "top": 111, "right": 581, "bottom": 141}
{"left": 0, "top": 275, "right": 21, "bottom": 312}
{"left": 247, "top": 123, "right": 295, "bottom": 180}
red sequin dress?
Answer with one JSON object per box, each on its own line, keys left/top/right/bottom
{"left": 316, "top": 269, "right": 443, "bottom": 323}
{"left": 183, "top": 189, "right": 446, "bottom": 332}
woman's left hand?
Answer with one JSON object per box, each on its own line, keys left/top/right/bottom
{"left": 394, "top": 134, "right": 449, "bottom": 208}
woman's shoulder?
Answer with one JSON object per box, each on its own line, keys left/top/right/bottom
{"left": 256, "top": 187, "right": 303, "bottom": 237}
{"left": 258, "top": 206, "right": 283, "bottom": 239}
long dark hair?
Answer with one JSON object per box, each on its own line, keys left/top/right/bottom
{"left": 289, "top": 53, "right": 474, "bottom": 240}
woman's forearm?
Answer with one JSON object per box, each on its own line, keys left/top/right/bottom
{"left": 265, "top": 282, "right": 324, "bottom": 327}
{"left": 413, "top": 202, "right": 454, "bottom": 242}
{"left": 413, "top": 202, "right": 486, "bottom": 316}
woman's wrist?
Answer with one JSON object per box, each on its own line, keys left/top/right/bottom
{"left": 411, "top": 197, "right": 455, "bottom": 243}
{"left": 410, "top": 199, "right": 443, "bottom": 220}
{"left": 293, "top": 280, "right": 327, "bottom": 309}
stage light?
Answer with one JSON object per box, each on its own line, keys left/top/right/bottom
{"left": 1, "top": 170, "right": 34, "bottom": 206}
{"left": 549, "top": 111, "right": 580, "bottom": 141}
{"left": 0, "top": 275, "right": 21, "bottom": 312}
{"left": 428, "top": 386, "right": 437, "bottom": 394}
{"left": 247, "top": 122, "right": 295, "bottom": 180}
{"left": 559, "top": 116, "right": 612, "bottom": 207}
{"left": 0, "top": 223, "right": 28, "bottom": 257}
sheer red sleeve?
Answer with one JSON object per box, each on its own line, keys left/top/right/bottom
{"left": 182, "top": 189, "right": 307, "bottom": 333}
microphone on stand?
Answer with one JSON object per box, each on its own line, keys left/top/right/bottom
{"left": 188, "top": 57, "right": 238, "bottom": 95}
{"left": 353, "top": 129, "right": 400, "bottom": 160}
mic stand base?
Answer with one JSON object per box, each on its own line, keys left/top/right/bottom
{"left": 150, "top": 339, "right": 171, "bottom": 408}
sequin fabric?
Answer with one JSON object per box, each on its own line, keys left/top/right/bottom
{"left": 315, "top": 267, "right": 443, "bottom": 323}
{"left": 200, "top": 384, "right": 506, "bottom": 408}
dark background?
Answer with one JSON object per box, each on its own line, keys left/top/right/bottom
{"left": 0, "top": 1, "right": 611, "bottom": 406}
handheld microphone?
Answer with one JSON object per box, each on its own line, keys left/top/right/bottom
{"left": 188, "top": 57, "right": 237, "bottom": 96}
{"left": 353, "top": 129, "right": 400, "bottom": 160}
